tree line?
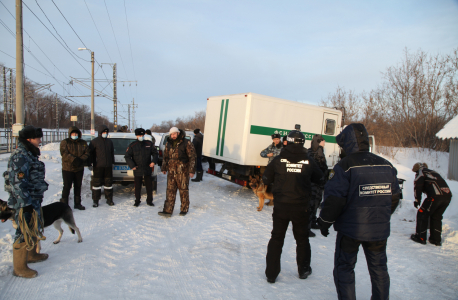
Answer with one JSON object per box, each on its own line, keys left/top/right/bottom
{"left": 320, "top": 48, "right": 458, "bottom": 150}
{"left": 150, "top": 110, "right": 206, "bottom": 133}
{"left": 0, "top": 64, "right": 113, "bottom": 131}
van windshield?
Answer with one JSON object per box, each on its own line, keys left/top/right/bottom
{"left": 111, "top": 138, "right": 137, "bottom": 155}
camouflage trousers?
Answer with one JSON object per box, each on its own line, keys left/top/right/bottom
{"left": 163, "top": 171, "right": 190, "bottom": 214}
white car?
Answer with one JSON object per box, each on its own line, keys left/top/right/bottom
{"left": 103, "top": 132, "right": 158, "bottom": 192}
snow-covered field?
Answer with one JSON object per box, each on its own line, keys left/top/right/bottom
{"left": 0, "top": 144, "right": 457, "bottom": 299}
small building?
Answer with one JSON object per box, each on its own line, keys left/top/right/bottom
{"left": 436, "top": 115, "right": 458, "bottom": 181}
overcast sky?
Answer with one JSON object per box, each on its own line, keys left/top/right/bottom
{"left": 1, "top": 0, "right": 457, "bottom": 129}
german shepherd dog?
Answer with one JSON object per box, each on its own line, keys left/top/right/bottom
{"left": 248, "top": 175, "right": 274, "bottom": 211}
{"left": 0, "top": 199, "right": 83, "bottom": 249}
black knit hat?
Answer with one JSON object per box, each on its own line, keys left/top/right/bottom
{"left": 194, "top": 129, "right": 200, "bottom": 134}
{"left": 271, "top": 133, "right": 281, "bottom": 139}
{"left": 135, "top": 128, "right": 145, "bottom": 136}
{"left": 145, "top": 129, "right": 152, "bottom": 135}
{"left": 282, "top": 135, "right": 287, "bottom": 142}
{"left": 19, "top": 125, "right": 43, "bottom": 139}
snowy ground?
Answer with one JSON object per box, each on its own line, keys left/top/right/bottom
{"left": 0, "top": 144, "right": 457, "bottom": 299}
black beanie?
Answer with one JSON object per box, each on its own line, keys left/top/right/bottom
{"left": 194, "top": 129, "right": 200, "bottom": 134}
{"left": 145, "top": 129, "right": 152, "bottom": 135}
{"left": 135, "top": 128, "right": 145, "bottom": 136}
{"left": 19, "top": 125, "right": 43, "bottom": 139}
{"left": 282, "top": 135, "right": 287, "bottom": 142}
{"left": 271, "top": 133, "right": 281, "bottom": 139}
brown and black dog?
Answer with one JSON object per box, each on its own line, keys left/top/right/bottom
{"left": 249, "top": 175, "right": 274, "bottom": 211}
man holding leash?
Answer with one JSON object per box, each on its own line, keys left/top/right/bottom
{"left": 318, "top": 123, "right": 400, "bottom": 300}
{"left": 125, "top": 128, "right": 158, "bottom": 207}
{"left": 89, "top": 125, "right": 115, "bottom": 207}
{"left": 6, "top": 125, "right": 49, "bottom": 278}
{"left": 410, "top": 162, "right": 452, "bottom": 246}
{"left": 262, "top": 126, "right": 324, "bottom": 283}
{"left": 60, "top": 126, "right": 91, "bottom": 210}
{"left": 158, "top": 127, "right": 196, "bottom": 217}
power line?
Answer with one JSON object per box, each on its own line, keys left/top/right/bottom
{"left": 103, "top": 0, "right": 130, "bottom": 80}
{"left": 83, "top": 0, "right": 113, "bottom": 63}
{"left": 123, "top": 0, "right": 136, "bottom": 80}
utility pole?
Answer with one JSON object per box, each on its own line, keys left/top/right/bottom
{"left": 91, "top": 51, "right": 95, "bottom": 135}
{"left": 113, "top": 63, "right": 117, "bottom": 131}
{"left": 55, "top": 94, "right": 59, "bottom": 134}
{"left": 131, "top": 98, "right": 138, "bottom": 130}
{"left": 3, "top": 67, "right": 7, "bottom": 130}
{"left": 15, "top": 0, "right": 24, "bottom": 128}
{"left": 9, "top": 70, "right": 13, "bottom": 151}
{"left": 127, "top": 104, "right": 131, "bottom": 131}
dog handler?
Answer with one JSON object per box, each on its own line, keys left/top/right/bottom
{"left": 260, "top": 133, "right": 282, "bottom": 164}
{"left": 262, "top": 127, "right": 324, "bottom": 283}
{"left": 318, "top": 123, "right": 400, "bottom": 300}
{"left": 158, "top": 127, "right": 196, "bottom": 217}
{"left": 60, "top": 126, "right": 91, "bottom": 210}
{"left": 6, "top": 125, "right": 49, "bottom": 278}
{"left": 125, "top": 128, "right": 158, "bottom": 207}
{"left": 89, "top": 125, "right": 115, "bottom": 207}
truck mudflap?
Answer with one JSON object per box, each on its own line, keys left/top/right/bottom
{"left": 207, "top": 168, "right": 248, "bottom": 187}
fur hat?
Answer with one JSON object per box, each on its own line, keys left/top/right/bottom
{"left": 194, "top": 129, "right": 200, "bottom": 134}
{"left": 412, "top": 162, "right": 428, "bottom": 173}
{"left": 169, "top": 127, "right": 180, "bottom": 134}
{"left": 19, "top": 125, "right": 43, "bottom": 139}
{"left": 135, "top": 128, "right": 145, "bottom": 136}
{"left": 271, "top": 133, "right": 281, "bottom": 139}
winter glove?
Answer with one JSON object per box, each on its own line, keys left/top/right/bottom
{"left": 72, "top": 157, "right": 83, "bottom": 167}
{"left": 414, "top": 200, "right": 420, "bottom": 208}
{"left": 317, "top": 218, "right": 331, "bottom": 237}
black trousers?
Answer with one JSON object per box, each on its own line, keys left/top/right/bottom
{"left": 265, "top": 206, "right": 311, "bottom": 280}
{"left": 309, "top": 183, "right": 323, "bottom": 228}
{"left": 134, "top": 175, "right": 153, "bottom": 203}
{"left": 196, "top": 156, "right": 203, "bottom": 172}
{"left": 62, "top": 170, "right": 84, "bottom": 202}
{"left": 334, "top": 232, "right": 389, "bottom": 300}
{"left": 92, "top": 166, "right": 113, "bottom": 201}
{"left": 416, "top": 196, "right": 451, "bottom": 243}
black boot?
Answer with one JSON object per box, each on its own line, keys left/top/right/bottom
{"left": 146, "top": 199, "right": 154, "bottom": 206}
{"left": 299, "top": 266, "right": 312, "bottom": 279}
{"left": 411, "top": 234, "right": 426, "bottom": 245}
{"left": 191, "top": 171, "right": 203, "bottom": 182}
{"left": 133, "top": 200, "right": 140, "bottom": 207}
{"left": 74, "top": 196, "right": 85, "bottom": 210}
{"left": 106, "top": 199, "right": 115, "bottom": 206}
{"left": 60, "top": 198, "right": 69, "bottom": 205}
{"left": 309, "top": 230, "right": 316, "bottom": 237}
{"left": 93, "top": 200, "right": 99, "bottom": 208}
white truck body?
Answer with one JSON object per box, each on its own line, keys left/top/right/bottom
{"left": 203, "top": 93, "right": 342, "bottom": 169}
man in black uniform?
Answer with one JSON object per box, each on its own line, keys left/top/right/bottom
{"left": 125, "top": 128, "right": 158, "bottom": 207}
{"left": 191, "top": 129, "right": 204, "bottom": 182}
{"left": 89, "top": 125, "right": 115, "bottom": 207}
{"left": 262, "top": 126, "right": 324, "bottom": 283}
{"left": 410, "top": 162, "right": 452, "bottom": 246}
{"left": 318, "top": 123, "right": 400, "bottom": 300}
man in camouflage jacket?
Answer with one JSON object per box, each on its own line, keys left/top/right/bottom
{"left": 158, "top": 127, "right": 196, "bottom": 217}
{"left": 5, "top": 125, "right": 49, "bottom": 278}
{"left": 260, "top": 133, "right": 282, "bottom": 164}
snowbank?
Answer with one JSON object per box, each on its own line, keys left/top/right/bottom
{"left": 40, "top": 142, "right": 61, "bottom": 151}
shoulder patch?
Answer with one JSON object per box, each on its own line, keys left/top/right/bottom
{"left": 17, "top": 172, "right": 25, "bottom": 180}
{"left": 328, "top": 170, "right": 335, "bottom": 180}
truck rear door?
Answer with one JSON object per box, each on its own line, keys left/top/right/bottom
{"left": 321, "top": 113, "right": 339, "bottom": 168}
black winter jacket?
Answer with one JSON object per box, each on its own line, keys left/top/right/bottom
{"left": 89, "top": 125, "right": 115, "bottom": 168}
{"left": 60, "top": 126, "right": 90, "bottom": 172}
{"left": 262, "top": 144, "right": 324, "bottom": 209}
{"left": 414, "top": 168, "right": 452, "bottom": 201}
{"left": 319, "top": 123, "right": 401, "bottom": 241}
{"left": 192, "top": 133, "right": 203, "bottom": 157}
{"left": 124, "top": 140, "right": 158, "bottom": 176}
{"left": 308, "top": 134, "right": 328, "bottom": 174}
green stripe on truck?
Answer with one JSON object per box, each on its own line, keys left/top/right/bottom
{"left": 216, "top": 99, "right": 224, "bottom": 155}
{"left": 250, "top": 125, "right": 337, "bottom": 143}
{"left": 220, "top": 99, "right": 229, "bottom": 156}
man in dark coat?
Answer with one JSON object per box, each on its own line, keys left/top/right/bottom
{"left": 318, "top": 123, "right": 401, "bottom": 300}
{"left": 124, "top": 128, "right": 158, "bottom": 207}
{"left": 308, "top": 134, "right": 328, "bottom": 231}
{"left": 410, "top": 162, "right": 452, "bottom": 246}
{"left": 158, "top": 127, "right": 196, "bottom": 217}
{"left": 145, "top": 129, "right": 156, "bottom": 145}
{"left": 60, "top": 126, "right": 91, "bottom": 210}
{"left": 262, "top": 128, "right": 324, "bottom": 283}
{"left": 89, "top": 125, "right": 115, "bottom": 207}
{"left": 191, "top": 129, "right": 204, "bottom": 182}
